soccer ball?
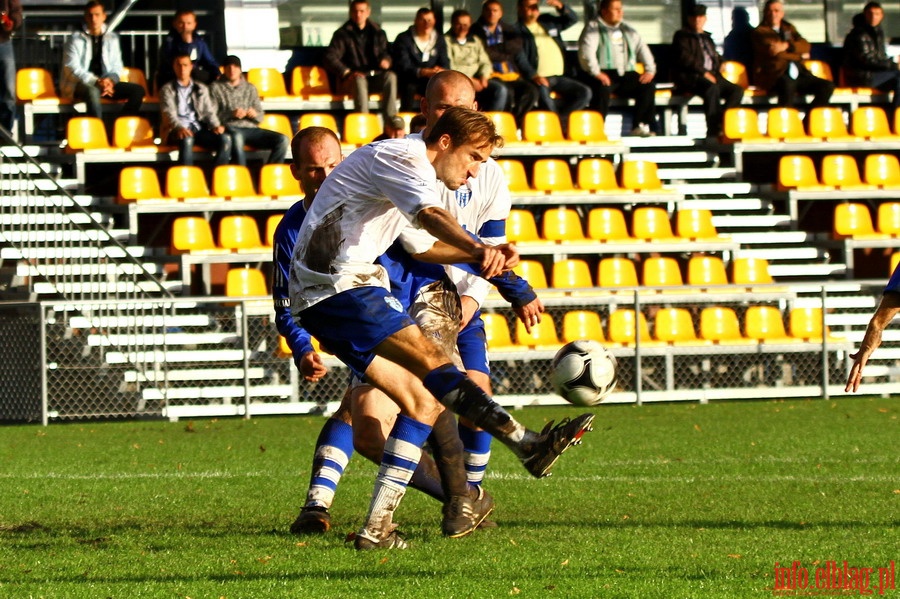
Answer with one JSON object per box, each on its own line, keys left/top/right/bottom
{"left": 550, "top": 340, "right": 618, "bottom": 406}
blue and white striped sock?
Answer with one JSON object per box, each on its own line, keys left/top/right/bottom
{"left": 305, "top": 418, "right": 354, "bottom": 509}
{"left": 458, "top": 422, "right": 492, "bottom": 488}
{"left": 359, "top": 414, "right": 432, "bottom": 542}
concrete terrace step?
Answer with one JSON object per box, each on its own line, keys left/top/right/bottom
{"left": 1, "top": 244, "right": 149, "bottom": 261}
{"left": 125, "top": 367, "right": 267, "bottom": 383}
{"left": 88, "top": 331, "right": 240, "bottom": 347}
{"left": 16, "top": 261, "right": 164, "bottom": 277}
{"left": 33, "top": 280, "right": 175, "bottom": 296}
{"left": 68, "top": 313, "right": 212, "bottom": 329}
{"left": 1, "top": 228, "right": 128, "bottom": 243}
{"left": 713, "top": 214, "right": 794, "bottom": 230}
{"left": 658, "top": 166, "right": 737, "bottom": 181}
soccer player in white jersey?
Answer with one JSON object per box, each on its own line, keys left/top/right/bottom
{"left": 288, "top": 106, "right": 594, "bottom": 550}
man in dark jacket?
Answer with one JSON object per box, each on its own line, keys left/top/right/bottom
{"left": 473, "top": 0, "right": 539, "bottom": 125}
{"left": 750, "top": 0, "right": 833, "bottom": 108}
{"left": 515, "top": 0, "right": 590, "bottom": 129}
{"left": 324, "top": 0, "right": 398, "bottom": 119}
{"left": 157, "top": 10, "right": 220, "bottom": 87}
{"left": 843, "top": 2, "right": 900, "bottom": 111}
{"left": 671, "top": 4, "right": 743, "bottom": 138}
{"left": 0, "top": 0, "right": 21, "bottom": 133}
{"left": 393, "top": 8, "right": 449, "bottom": 112}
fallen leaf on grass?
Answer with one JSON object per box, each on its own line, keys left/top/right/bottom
{"left": 727, "top": 554, "right": 742, "bottom": 559}
{"left": 509, "top": 539, "right": 518, "bottom": 546}
{"left": 561, "top": 559, "right": 569, "bottom": 566}
{"left": 509, "top": 587, "right": 520, "bottom": 595}
{"left": 380, "top": 557, "right": 389, "bottom": 565}
{"left": 257, "top": 556, "right": 272, "bottom": 564}
{"left": 694, "top": 424, "right": 702, "bottom": 432}
{"left": 295, "top": 542, "right": 307, "bottom": 547}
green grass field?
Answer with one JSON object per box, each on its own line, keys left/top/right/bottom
{"left": 1, "top": 397, "right": 897, "bottom": 598}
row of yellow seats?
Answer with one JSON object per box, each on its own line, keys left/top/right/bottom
{"left": 17, "top": 66, "right": 155, "bottom": 103}
{"left": 778, "top": 153, "right": 900, "bottom": 191}
{"left": 507, "top": 206, "right": 725, "bottom": 244}
{"left": 118, "top": 164, "right": 301, "bottom": 204}
{"left": 171, "top": 214, "right": 281, "bottom": 254}
{"left": 483, "top": 306, "right": 837, "bottom": 351}
{"left": 497, "top": 158, "right": 671, "bottom": 195}
{"left": 505, "top": 255, "right": 776, "bottom": 296}
{"left": 724, "top": 105, "right": 900, "bottom": 144}
{"left": 720, "top": 59, "right": 880, "bottom": 97}
{"left": 833, "top": 202, "right": 900, "bottom": 240}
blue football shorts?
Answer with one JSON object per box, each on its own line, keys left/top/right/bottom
{"left": 458, "top": 312, "right": 490, "bottom": 375}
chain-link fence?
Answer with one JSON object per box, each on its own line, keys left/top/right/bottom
{"left": 1, "top": 281, "right": 894, "bottom": 424}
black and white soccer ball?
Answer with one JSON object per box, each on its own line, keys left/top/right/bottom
{"left": 550, "top": 340, "right": 618, "bottom": 406}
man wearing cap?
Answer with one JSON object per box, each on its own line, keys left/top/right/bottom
{"left": 210, "top": 55, "right": 289, "bottom": 166}
{"left": 373, "top": 115, "right": 406, "bottom": 141}
{"left": 671, "top": 4, "right": 743, "bottom": 138}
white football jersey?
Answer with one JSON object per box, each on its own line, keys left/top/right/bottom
{"left": 289, "top": 137, "right": 444, "bottom": 312}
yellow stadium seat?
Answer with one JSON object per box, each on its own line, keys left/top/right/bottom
{"left": 642, "top": 256, "right": 684, "bottom": 291}
{"left": 676, "top": 209, "right": 723, "bottom": 240}
{"left": 777, "top": 155, "right": 832, "bottom": 192}
{"left": 482, "top": 312, "right": 525, "bottom": 352}
{"left": 513, "top": 260, "right": 549, "bottom": 290}
{"left": 833, "top": 202, "right": 888, "bottom": 240}
{"left": 597, "top": 257, "right": 639, "bottom": 291}
{"left": 789, "top": 307, "right": 841, "bottom": 342}
{"left": 807, "top": 107, "right": 859, "bottom": 141}
{"left": 587, "top": 207, "right": 636, "bottom": 242}
{"left": 877, "top": 202, "right": 900, "bottom": 236}
{"left": 722, "top": 107, "right": 773, "bottom": 142}
{"left": 298, "top": 113, "right": 339, "bottom": 134}
{"left": 542, "top": 207, "right": 586, "bottom": 242}
{"left": 246, "top": 67, "right": 290, "bottom": 99}
{"left": 265, "top": 214, "right": 283, "bottom": 247}
{"left": 851, "top": 106, "right": 900, "bottom": 141}
{"left": 864, "top": 154, "right": 900, "bottom": 190}
{"left": 225, "top": 267, "right": 268, "bottom": 297}
{"left": 803, "top": 60, "right": 855, "bottom": 95}
{"left": 744, "top": 305, "right": 802, "bottom": 343}
{"left": 719, "top": 60, "right": 764, "bottom": 96}
{"left": 552, "top": 259, "right": 601, "bottom": 296}
{"left": 515, "top": 313, "right": 562, "bottom": 350}
{"left": 890, "top": 252, "right": 900, "bottom": 275}
{"left": 291, "top": 65, "right": 335, "bottom": 98}
{"left": 562, "top": 310, "right": 610, "bottom": 344}
{"left": 532, "top": 159, "right": 579, "bottom": 194}
{"left": 486, "top": 111, "right": 522, "bottom": 143}
{"left": 171, "top": 216, "right": 226, "bottom": 254}
{"left": 819, "top": 155, "right": 875, "bottom": 191}
{"left": 213, "top": 165, "right": 263, "bottom": 201}
{"left": 496, "top": 159, "right": 533, "bottom": 194}
{"left": 120, "top": 67, "right": 155, "bottom": 100}
{"left": 700, "top": 306, "right": 756, "bottom": 345}
{"left": 567, "top": 110, "right": 608, "bottom": 143}
{"left": 117, "top": 166, "right": 164, "bottom": 204}
{"left": 608, "top": 309, "right": 660, "bottom": 346}
{"left": 166, "top": 165, "right": 212, "bottom": 201}
{"left": 577, "top": 158, "right": 625, "bottom": 193}
{"left": 259, "top": 163, "right": 304, "bottom": 199}
{"left": 66, "top": 116, "right": 119, "bottom": 153}
{"left": 343, "top": 112, "right": 381, "bottom": 145}
{"left": 523, "top": 110, "right": 565, "bottom": 143}
{"left": 219, "top": 215, "right": 267, "bottom": 253}
{"left": 632, "top": 206, "right": 683, "bottom": 242}
{"left": 16, "top": 67, "right": 63, "bottom": 103}
{"left": 687, "top": 254, "right": 729, "bottom": 292}
{"left": 654, "top": 307, "right": 710, "bottom": 345}
{"left": 259, "top": 113, "right": 294, "bottom": 138}
{"left": 113, "top": 115, "right": 164, "bottom": 151}
{"left": 731, "top": 257, "right": 775, "bottom": 287}
{"left": 506, "top": 209, "right": 542, "bottom": 244}
{"left": 767, "top": 107, "right": 815, "bottom": 142}
{"left": 620, "top": 160, "right": 665, "bottom": 192}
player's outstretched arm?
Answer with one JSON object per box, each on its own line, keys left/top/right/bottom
{"left": 846, "top": 292, "right": 900, "bottom": 392}
{"left": 415, "top": 207, "right": 518, "bottom": 277}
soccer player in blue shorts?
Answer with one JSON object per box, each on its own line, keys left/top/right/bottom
{"left": 288, "top": 106, "right": 594, "bottom": 550}
{"left": 845, "top": 260, "right": 900, "bottom": 392}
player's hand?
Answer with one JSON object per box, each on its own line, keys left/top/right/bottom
{"left": 639, "top": 71, "right": 655, "bottom": 84}
{"left": 514, "top": 297, "right": 545, "bottom": 334}
{"left": 478, "top": 245, "right": 507, "bottom": 279}
{"left": 493, "top": 243, "right": 520, "bottom": 270}
{"left": 459, "top": 295, "right": 479, "bottom": 330}
{"left": 297, "top": 350, "right": 328, "bottom": 382}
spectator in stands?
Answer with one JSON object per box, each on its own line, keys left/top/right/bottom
{"left": 577, "top": 0, "right": 657, "bottom": 136}
{"left": 671, "top": 4, "right": 743, "bottom": 139}
{"left": 842, "top": 2, "right": 900, "bottom": 112}
{"left": 393, "top": 7, "right": 449, "bottom": 112}
{"left": 157, "top": 10, "right": 220, "bottom": 88}
{"left": 160, "top": 54, "right": 231, "bottom": 166}
{"left": 723, "top": 7, "right": 755, "bottom": 69}
{"left": 445, "top": 9, "right": 508, "bottom": 112}
{"left": 324, "top": 0, "right": 398, "bottom": 120}
{"left": 372, "top": 115, "right": 406, "bottom": 141}
{"left": 750, "top": 0, "right": 834, "bottom": 109}
{"left": 0, "top": 0, "right": 21, "bottom": 134}
{"left": 515, "top": 0, "right": 591, "bottom": 130}
{"left": 473, "top": 0, "right": 540, "bottom": 125}
{"left": 60, "top": 1, "right": 145, "bottom": 122}
{"left": 846, "top": 261, "right": 900, "bottom": 392}
{"left": 210, "top": 55, "right": 288, "bottom": 167}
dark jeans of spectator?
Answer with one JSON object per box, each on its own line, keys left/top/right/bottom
{"left": 870, "top": 70, "right": 900, "bottom": 110}
{"left": 169, "top": 128, "right": 232, "bottom": 166}
{"left": 498, "top": 78, "right": 540, "bottom": 125}
{"left": 538, "top": 76, "right": 592, "bottom": 130}
{"left": 228, "top": 126, "right": 289, "bottom": 166}
{"left": 345, "top": 70, "right": 398, "bottom": 119}
{"left": 475, "top": 79, "right": 509, "bottom": 112}
{"left": 677, "top": 73, "right": 744, "bottom": 136}
{"left": 772, "top": 68, "right": 834, "bottom": 108}
{"left": 74, "top": 80, "right": 145, "bottom": 120}
{"left": 583, "top": 70, "right": 657, "bottom": 128}
{"left": 0, "top": 41, "right": 15, "bottom": 133}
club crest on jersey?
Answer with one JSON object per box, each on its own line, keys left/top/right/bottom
{"left": 455, "top": 187, "right": 472, "bottom": 208}
{"left": 384, "top": 295, "right": 404, "bottom": 313}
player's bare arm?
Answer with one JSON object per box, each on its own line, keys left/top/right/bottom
{"left": 845, "top": 292, "right": 900, "bottom": 392}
